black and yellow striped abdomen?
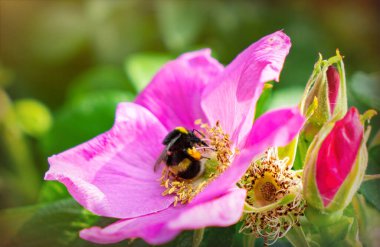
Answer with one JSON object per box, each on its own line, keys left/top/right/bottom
{"left": 166, "top": 150, "right": 202, "bottom": 180}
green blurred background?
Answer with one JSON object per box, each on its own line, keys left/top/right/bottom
{"left": 0, "top": 1, "right": 379, "bottom": 246}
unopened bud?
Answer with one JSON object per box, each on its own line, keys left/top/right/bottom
{"left": 300, "top": 51, "right": 347, "bottom": 142}
{"left": 303, "top": 108, "right": 370, "bottom": 213}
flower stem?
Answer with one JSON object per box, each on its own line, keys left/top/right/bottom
{"left": 242, "top": 234, "right": 256, "bottom": 247}
{"left": 192, "top": 228, "right": 205, "bottom": 247}
{"left": 363, "top": 174, "right": 380, "bottom": 181}
{"left": 285, "top": 225, "right": 310, "bottom": 247}
{"left": 0, "top": 90, "right": 40, "bottom": 204}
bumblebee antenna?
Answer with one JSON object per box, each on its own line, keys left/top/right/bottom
{"left": 196, "top": 146, "right": 215, "bottom": 151}
{"left": 192, "top": 129, "right": 206, "bottom": 138}
{"left": 192, "top": 129, "right": 209, "bottom": 146}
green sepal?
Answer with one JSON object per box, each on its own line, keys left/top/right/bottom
{"left": 302, "top": 122, "right": 335, "bottom": 210}
{"left": 352, "top": 194, "right": 380, "bottom": 247}
{"left": 329, "top": 49, "right": 348, "bottom": 119}
{"left": 319, "top": 216, "right": 361, "bottom": 247}
{"left": 305, "top": 205, "right": 343, "bottom": 227}
{"left": 285, "top": 223, "right": 310, "bottom": 247}
{"left": 243, "top": 193, "right": 296, "bottom": 213}
{"left": 299, "top": 51, "right": 347, "bottom": 143}
{"left": 360, "top": 109, "right": 377, "bottom": 125}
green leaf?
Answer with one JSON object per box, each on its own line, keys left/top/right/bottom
{"left": 0, "top": 199, "right": 95, "bottom": 247}
{"left": 359, "top": 145, "right": 380, "bottom": 211}
{"left": 0, "top": 199, "right": 134, "bottom": 247}
{"left": 124, "top": 53, "right": 172, "bottom": 92}
{"left": 293, "top": 131, "right": 314, "bottom": 170}
{"left": 200, "top": 226, "right": 236, "bottom": 247}
{"left": 14, "top": 99, "right": 52, "bottom": 138}
{"left": 38, "top": 181, "right": 71, "bottom": 203}
{"left": 162, "top": 231, "right": 193, "bottom": 247}
{"left": 42, "top": 90, "right": 133, "bottom": 155}
{"left": 268, "top": 87, "right": 304, "bottom": 110}
{"left": 163, "top": 225, "right": 238, "bottom": 247}
{"left": 255, "top": 83, "right": 273, "bottom": 119}
{"left": 156, "top": 1, "right": 204, "bottom": 51}
{"left": 278, "top": 136, "right": 298, "bottom": 169}
{"left": 68, "top": 66, "right": 135, "bottom": 100}
{"left": 350, "top": 72, "right": 380, "bottom": 110}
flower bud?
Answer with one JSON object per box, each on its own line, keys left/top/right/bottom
{"left": 303, "top": 107, "right": 368, "bottom": 214}
{"left": 300, "top": 51, "right": 347, "bottom": 142}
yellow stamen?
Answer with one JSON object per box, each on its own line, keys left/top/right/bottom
{"left": 159, "top": 120, "right": 233, "bottom": 205}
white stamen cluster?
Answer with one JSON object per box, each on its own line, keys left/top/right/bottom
{"left": 239, "top": 148, "right": 306, "bottom": 245}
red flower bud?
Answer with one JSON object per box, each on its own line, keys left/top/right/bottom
{"left": 303, "top": 107, "right": 368, "bottom": 212}
{"left": 326, "top": 66, "right": 340, "bottom": 115}
{"left": 316, "top": 107, "right": 363, "bottom": 206}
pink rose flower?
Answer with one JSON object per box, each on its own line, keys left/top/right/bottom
{"left": 45, "top": 31, "right": 304, "bottom": 245}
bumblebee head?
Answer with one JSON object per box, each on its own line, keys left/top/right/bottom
{"left": 189, "top": 129, "right": 208, "bottom": 147}
{"left": 175, "top": 126, "right": 189, "bottom": 134}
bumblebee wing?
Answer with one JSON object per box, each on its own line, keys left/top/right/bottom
{"left": 153, "top": 134, "right": 181, "bottom": 172}
{"left": 153, "top": 148, "right": 168, "bottom": 172}
{"left": 165, "top": 133, "right": 181, "bottom": 150}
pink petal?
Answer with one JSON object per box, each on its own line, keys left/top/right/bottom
{"left": 327, "top": 66, "right": 340, "bottom": 114}
{"left": 193, "top": 107, "right": 304, "bottom": 204}
{"left": 201, "top": 31, "right": 291, "bottom": 145}
{"left": 243, "top": 107, "right": 305, "bottom": 151}
{"left": 80, "top": 208, "right": 181, "bottom": 245}
{"left": 169, "top": 187, "right": 246, "bottom": 229}
{"left": 316, "top": 107, "right": 363, "bottom": 206}
{"left": 135, "top": 49, "right": 223, "bottom": 131}
{"left": 45, "top": 103, "right": 174, "bottom": 218}
{"left": 80, "top": 188, "right": 246, "bottom": 245}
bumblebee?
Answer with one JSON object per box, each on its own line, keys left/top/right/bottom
{"left": 154, "top": 127, "right": 208, "bottom": 179}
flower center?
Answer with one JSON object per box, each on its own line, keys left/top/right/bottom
{"left": 250, "top": 172, "right": 281, "bottom": 207}
{"left": 260, "top": 182, "right": 276, "bottom": 202}
{"left": 159, "top": 120, "right": 233, "bottom": 206}
{"left": 239, "top": 148, "right": 306, "bottom": 245}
